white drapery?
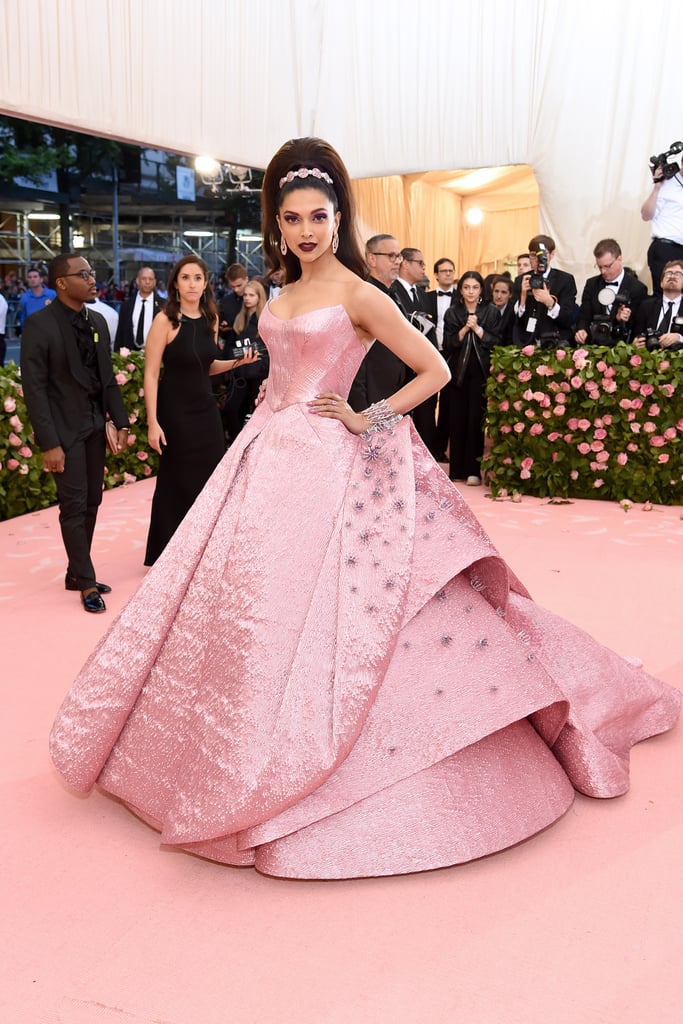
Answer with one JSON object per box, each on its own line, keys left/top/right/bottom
{"left": 0, "top": 0, "right": 679, "bottom": 289}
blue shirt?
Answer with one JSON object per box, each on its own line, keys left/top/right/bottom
{"left": 19, "top": 287, "right": 57, "bottom": 325}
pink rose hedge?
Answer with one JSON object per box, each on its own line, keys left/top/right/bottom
{"left": 0, "top": 352, "right": 159, "bottom": 520}
{"left": 482, "top": 345, "right": 683, "bottom": 504}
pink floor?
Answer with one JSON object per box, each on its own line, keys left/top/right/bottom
{"left": 2, "top": 479, "right": 681, "bottom": 1024}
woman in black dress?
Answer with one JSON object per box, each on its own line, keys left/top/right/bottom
{"left": 443, "top": 270, "right": 500, "bottom": 486}
{"left": 222, "top": 279, "right": 270, "bottom": 443}
{"left": 143, "top": 255, "right": 259, "bottom": 564}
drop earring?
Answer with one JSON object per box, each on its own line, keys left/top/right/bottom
{"left": 332, "top": 231, "right": 339, "bottom": 255}
{"left": 280, "top": 236, "right": 288, "bottom": 256}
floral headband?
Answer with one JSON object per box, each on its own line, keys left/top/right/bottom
{"left": 278, "top": 167, "right": 334, "bottom": 188}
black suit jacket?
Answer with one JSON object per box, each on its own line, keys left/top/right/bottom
{"left": 21, "top": 301, "right": 129, "bottom": 451}
{"left": 514, "top": 267, "right": 577, "bottom": 343}
{"left": 348, "top": 277, "right": 411, "bottom": 411}
{"left": 113, "top": 292, "right": 165, "bottom": 351}
{"left": 575, "top": 272, "right": 648, "bottom": 341}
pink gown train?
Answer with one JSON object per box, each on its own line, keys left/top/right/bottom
{"left": 49, "top": 304, "right": 681, "bottom": 879}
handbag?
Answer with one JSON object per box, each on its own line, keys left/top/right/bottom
{"left": 104, "top": 419, "right": 120, "bottom": 455}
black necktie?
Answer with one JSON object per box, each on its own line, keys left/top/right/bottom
{"left": 660, "top": 300, "right": 674, "bottom": 333}
{"left": 437, "top": 291, "right": 452, "bottom": 297}
{"left": 136, "top": 299, "right": 146, "bottom": 348}
{"left": 411, "top": 286, "right": 419, "bottom": 307}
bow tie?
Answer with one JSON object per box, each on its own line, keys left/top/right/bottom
{"left": 437, "top": 291, "right": 452, "bottom": 297}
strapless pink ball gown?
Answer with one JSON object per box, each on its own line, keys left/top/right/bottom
{"left": 49, "top": 304, "right": 681, "bottom": 879}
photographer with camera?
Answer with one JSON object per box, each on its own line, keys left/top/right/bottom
{"left": 575, "top": 239, "right": 647, "bottom": 346}
{"left": 221, "top": 279, "right": 270, "bottom": 442}
{"left": 513, "top": 234, "right": 576, "bottom": 347}
{"left": 632, "top": 260, "right": 683, "bottom": 351}
{"left": 641, "top": 141, "right": 683, "bottom": 297}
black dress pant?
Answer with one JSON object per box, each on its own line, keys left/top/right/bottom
{"left": 412, "top": 393, "right": 439, "bottom": 459}
{"left": 55, "top": 428, "right": 106, "bottom": 589}
{"left": 448, "top": 360, "right": 487, "bottom": 480}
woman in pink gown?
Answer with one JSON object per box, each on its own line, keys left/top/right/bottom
{"left": 49, "top": 138, "right": 680, "bottom": 880}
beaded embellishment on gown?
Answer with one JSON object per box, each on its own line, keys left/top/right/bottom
{"left": 50, "top": 304, "right": 681, "bottom": 879}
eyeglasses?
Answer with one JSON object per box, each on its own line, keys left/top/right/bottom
{"left": 63, "top": 269, "right": 97, "bottom": 281}
{"left": 663, "top": 270, "right": 683, "bottom": 279}
{"left": 405, "top": 259, "right": 426, "bottom": 267}
{"left": 370, "top": 251, "right": 402, "bottom": 262}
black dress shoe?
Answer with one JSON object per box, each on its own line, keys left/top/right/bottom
{"left": 66, "top": 576, "right": 112, "bottom": 594}
{"left": 81, "top": 589, "right": 107, "bottom": 613}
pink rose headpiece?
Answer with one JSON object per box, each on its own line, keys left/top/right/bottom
{"left": 278, "top": 167, "right": 334, "bottom": 188}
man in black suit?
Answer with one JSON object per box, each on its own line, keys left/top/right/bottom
{"left": 425, "top": 257, "right": 458, "bottom": 461}
{"left": 514, "top": 234, "right": 577, "bottom": 346}
{"left": 632, "top": 260, "right": 683, "bottom": 350}
{"left": 21, "top": 254, "right": 130, "bottom": 613}
{"left": 390, "top": 247, "right": 440, "bottom": 456}
{"left": 348, "top": 235, "right": 411, "bottom": 411}
{"left": 575, "top": 239, "right": 648, "bottom": 346}
{"left": 113, "top": 266, "right": 164, "bottom": 351}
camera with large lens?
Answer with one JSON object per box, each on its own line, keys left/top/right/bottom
{"left": 589, "top": 318, "right": 615, "bottom": 345}
{"left": 649, "top": 140, "right": 683, "bottom": 182}
{"left": 529, "top": 244, "right": 548, "bottom": 289}
{"left": 643, "top": 326, "right": 662, "bottom": 350}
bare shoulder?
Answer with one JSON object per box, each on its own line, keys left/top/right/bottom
{"left": 344, "top": 278, "right": 399, "bottom": 340}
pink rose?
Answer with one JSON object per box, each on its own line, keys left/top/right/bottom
{"left": 529, "top": 423, "right": 544, "bottom": 436}
{"left": 520, "top": 468, "right": 531, "bottom": 480}
{"left": 627, "top": 411, "right": 636, "bottom": 421}
{"left": 3, "top": 397, "right": 16, "bottom": 413}
{"left": 629, "top": 354, "right": 642, "bottom": 366}
{"left": 560, "top": 382, "right": 571, "bottom": 393}
{"left": 573, "top": 348, "right": 589, "bottom": 366}
{"left": 8, "top": 432, "right": 21, "bottom": 447}
{"left": 126, "top": 362, "right": 136, "bottom": 372}
{"left": 577, "top": 442, "right": 591, "bottom": 455}
{"left": 521, "top": 345, "right": 535, "bottom": 356}
{"left": 617, "top": 453, "right": 628, "bottom": 465}
{"left": 660, "top": 384, "right": 675, "bottom": 397}
{"left": 631, "top": 398, "right": 643, "bottom": 410}
{"left": 521, "top": 457, "right": 534, "bottom": 470}
{"left": 643, "top": 421, "right": 657, "bottom": 434}
{"left": 127, "top": 433, "right": 136, "bottom": 445}
{"left": 593, "top": 479, "right": 604, "bottom": 488}
{"left": 554, "top": 393, "right": 566, "bottom": 404}
{"left": 513, "top": 422, "right": 525, "bottom": 433}
{"left": 650, "top": 436, "right": 666, "bottom": 447}
{"left": 123, "top": 473, "right": 136, "bottom": 485}
{"left": 564, "top": 434, "right": 574, "bottom": 444}
{"left": 502, "top": 457, "right": 513, "bottom": 465}
{"left": 542, "top": 410, "right": 552, "bottom": 419}
{"left": 532, "top": 391, "right": 545, "bottom": 402}
{"left": 603, "top": 366, "right": 616, "bottom": 378}
{"left": 648, "top": 404, "right": 660, "bottom": 417}
{"left": 590, "top": 440, "right": 604, "bottom": 452}
{"left": 18, "top": 446, "right": 32, "bottom": 458}
{"left": 602, "top": 380, "right": 617, "bottom": 393}
{"left": 7, "top": 458, "right": 19, "bottom": 470}
{"left": 496, "top": 373, "right": 506, "bottom": 383}
{"left": 513, "top": 400, "right": 523, "bottom": 412}
{"left": 556, "top": 349, "right": 567, "bottom": 360}
{"left": 500, "top": 424, "right": 512, "bottom": 433}
{"left": 602, "top": 415, "right": 612, "bottom": 426}
{"left": 567, "top": 418, "right": 579, "bottom": 430}
{"left": 658, "top": 453, "right": 670, "bottom": 464}
{"left": 119, "top": 347, "right": 131, "bottom": 356}
{"left": 596, "top": 360, "right": 607, "bottom": 373}
{"left": 552, "top": 406, "right": 565, "bottom": 417}
{"left": 659, "top": 360, "right": 670, "bottom": 370}
{"left": 548, "top": 432, "right": 561, "bottom": 442}
{"left": 630, "top": 422, "right": 641, "bottom": 434}
{"left": 570, "top": 469, "right": 579, "bottom": 480}
{"left": 551, "top": 452, "right": 559, "bottom": 462}
{"left": 664, "top": 427, "right": 676, "bottom": 440}
{"left": 19, "top": 463, "right": 29, "bottom": 475}
{"left": 677, "top": 419, "right": 683, "bottom": 431}
{"left": 138, "top": 388, "right": 145, "bottom": 397}
{"left": 511, "top": 492, "right": 522, "bottom": 502}
{"left": 577, "top": 419, "right": 591, "bottom": 431}
{"left": 525, "top": 408, "right": 535, "bottom": 419}
{"left": 570, "top": 376, "right": 583, "bottom": 389}
{"left": 628, "top": 380, "right": 641, "bottom": 392}
{"left": 594, "top": 428, "right": 607, "bottom": 440}
{"left": 135, "top": 451, "right": 148, "bottom": 461}
{"left": 640, "top": 383, "right": 655, "bottom": 397}
{"left": 498, "top": 400, "right": 510, "bottom": 412}
{"left": 523, "top": 389, "right": 534, "bottom": 401}
{"left": 596, "top": 450, "right": 609, "bottom": 463}
{"left": 619, "top": 399, "right": 631, "bottom": 410}
{"left": 115, "top": 372, "right": 128, "bottom": 386}
{"left": 518, "top": 370, "right": 532, "bottom": 382}
{"left": 627, "top": 443, "right": 638, "bottom": 452}
{"left": 9, "top": 414, "right": 22, "bottom": 431}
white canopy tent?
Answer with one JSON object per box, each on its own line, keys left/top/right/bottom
{"left": 0, "top": 0, "right": 679, "bottom": 289}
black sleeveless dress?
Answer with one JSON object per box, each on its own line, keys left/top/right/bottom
{"left": 144, "top": 315, "right": 225, "bottom": 565}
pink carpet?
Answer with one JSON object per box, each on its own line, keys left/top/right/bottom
{"left": 2, "top": 479, "right": 681, "bottom": 1024}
